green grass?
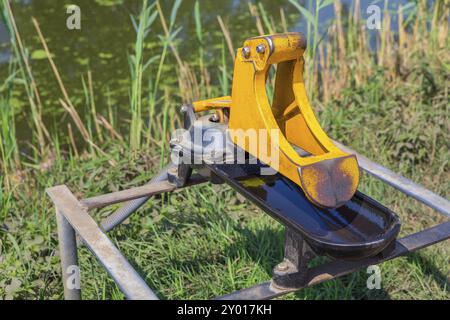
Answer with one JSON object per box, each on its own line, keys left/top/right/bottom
{"left": 129, "top": 0, "right": 158, "bottom": 151}
{"left": 0, "top": 0, "right": 448, "bottom": 300}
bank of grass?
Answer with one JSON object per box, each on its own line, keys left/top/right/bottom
{"left": 0, "top": 0, "right": 449, "bottom": 299}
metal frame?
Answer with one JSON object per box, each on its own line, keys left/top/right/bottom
{"left": 47, "top": 144, "right": 450, "bottom": 300}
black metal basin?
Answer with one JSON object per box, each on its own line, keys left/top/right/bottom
{"left": 208, "top": 163, "right": 401, "bottom": 261}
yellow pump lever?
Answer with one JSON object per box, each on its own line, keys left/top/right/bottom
{"left": 193, "top": 33, "right": 360, "bottom": 208}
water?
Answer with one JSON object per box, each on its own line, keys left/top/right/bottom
{"left": 0, "top": 0, "right": 421, "bottom": 143}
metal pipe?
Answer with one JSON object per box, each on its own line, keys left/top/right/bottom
{"left": 56, "top": 208, "right": 81, "bottom": 300}
{"left": 334, "top": 141, "right": 450, "bottom": 218}
{"left": 81, "top": 181, "right": 177, "bottom": 210}
{"left": 82, "top": 174, "right": 207, "bottom": 211}
{"left": 100, "top": 164, "right": 174, "bottom": 232}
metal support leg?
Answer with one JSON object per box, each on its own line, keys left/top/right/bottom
{"left": 167, "top": 164, "right": 192, "bottom": 188}
{"left": 56, "top": 208, "right": 81, "bottom": 300}
{"left": 272, "top": 227, "right": 312, "bottom": 290}
{"left": 49, "top": 186, "right": 159, "bottom": 300}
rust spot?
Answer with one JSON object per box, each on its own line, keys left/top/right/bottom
{"left": 299, "top": 155, "right": 360, "bottom": 208}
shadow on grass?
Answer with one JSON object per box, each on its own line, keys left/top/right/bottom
{"left": 230, "top": 225, "right": 285, "bottom": 274}
{"left": 406, "top": 252, "right": 450, "bottom": 292}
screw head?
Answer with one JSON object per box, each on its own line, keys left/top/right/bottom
{"left": 242, "top": 46, "right": 251, "bottom": 59}
{"left": 256, "top": 44, "right": 266, "bottom": 54}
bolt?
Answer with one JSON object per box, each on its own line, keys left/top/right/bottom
{"left": 256, "top": 44, "right": 266, "bottom": 54}
{"left": 210, "top": 113, "right": 219, "bottom": 123}
{"left": 276, "top": 261, "right": 289, "bottom": 272}
{"left": 180, "top": 105, "right": 189, "bottom": 113}
{"left": 242, "top": 46, "right": 251, "bottom": 59}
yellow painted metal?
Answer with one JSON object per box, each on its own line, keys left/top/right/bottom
{"left": 193, "top": 96, "right": 232, "bottom": 112}
{"left": 193, "top": 33, "right": 360, "bottom": 208}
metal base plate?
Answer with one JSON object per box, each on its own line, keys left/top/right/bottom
{"left": 207, "top": 162, "right": 401, "bottom": 261}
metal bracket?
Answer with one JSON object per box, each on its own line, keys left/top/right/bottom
{"left": 272, "top": 227, "right": 313, "bottom": 290}
{"left": 167, "top": 104, "right": 195, "bottom": 188}
{"left": 167, "top": 164, "right": 192, "bottom": 188}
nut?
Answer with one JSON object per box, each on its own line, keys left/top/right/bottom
{"left": 276, "top": 261, "right": 289, "bottom": 272}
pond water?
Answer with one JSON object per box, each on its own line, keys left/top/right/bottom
{"left": 0, "top": 0, "right": 419, "bottom": 144}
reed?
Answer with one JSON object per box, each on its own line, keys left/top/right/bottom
{"left": 194, "top": 0, "right": 208, "bottom": 98}
{"left": 81, "top": 71, "right": 104, "bottom": 144}
{"left": 248, "top": 2, "right": 265, "bottom": 36}
{"left": 217, "top": 15, "right": 235, "bottom": 61}
{"left": 129, "top": 0, "right": 157, "bottom": 152}
{"left": 146, "top": 0, "right": 183, "bottom": 147}
{"left": 289, "top": 0, "right": 333, "bottom": 95}
{"left": 312, "top": 0, "right": 449, "bottom": 103}
{"left": 218, "top": 41, "right": 229, "bottom": 96}
{"left": 257, "top": 3, "right": 275, "bottom": 35}
{"left": 0, "top": 62, "right": 19, "bottom": 189}
{"left": 88, "top": 71, "right": 103, "bottom": 143}
{"left": 2, "top": 0, "right": 50, "bottom": 157}
{"left": 280, "top": 8, "right": 288, "bottom": 33}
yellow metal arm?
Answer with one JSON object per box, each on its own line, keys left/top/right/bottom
{"left": 192, "top": 96, "right": 232, "bottom": 112}
{"left": 193, "top": 33, "right": 360, "bottom": 208}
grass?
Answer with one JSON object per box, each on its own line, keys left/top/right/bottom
{"left": 129, "top": 0, "right": 157, "bottom": 151}
{"left": 1, "top": 0, "right": 50, "bottom": 158}
{"left": 0, "top": 0, "right": 449, "bottom": 299}
{"left": 0, "top": 59, "right": 20, "bottom": 190}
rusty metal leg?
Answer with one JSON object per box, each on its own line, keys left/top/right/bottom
{"left": 56, "top": 208, "right": 81, "bottom": 300}
{"left": 272, "top": 227, "right": 312, "bottom": 290}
